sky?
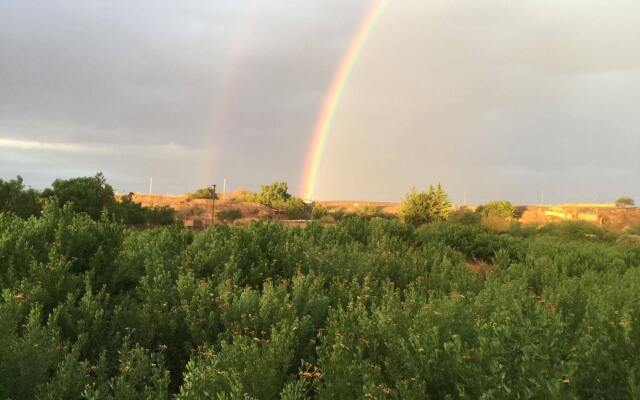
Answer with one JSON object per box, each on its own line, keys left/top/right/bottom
{"left": 1, "top": 0, "right": 639, "bottom": 204}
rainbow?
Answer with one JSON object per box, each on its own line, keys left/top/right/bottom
{"left": 299, "top": 0, "right": 388, "bottom": 199}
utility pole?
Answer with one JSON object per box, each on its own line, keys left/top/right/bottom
{"left": 149, "top": 177, "right": 153, "bottom": 195}
{"left": 211, "top": 184, "right": 217, "bottom": 225}
{"left": 223, "top": 178, "right": 227, "bottom": 200}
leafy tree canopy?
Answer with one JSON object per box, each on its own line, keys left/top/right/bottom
{"left": 190, "top": 187, "right": 219, "bottom": 200}
{"left": 256, "top": 182, "right": 291, "bottom": 207}
{"left": 400, "top": 184, "right": 451, "bottom": 226}
{"left": 43, "top": 173, "right": 115, "bottom": 220}
{"left": 616, "top": 197, "right": 635, "bottom": 207}
{"left": 0, "top": 175, "right": 41, "bottom": 218}
{"left": 477, "top": 200, "right": 517, "bottom": 219}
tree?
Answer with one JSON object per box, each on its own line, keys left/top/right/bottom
{"left": 400, "top": 184, "right": 451, "bottom": 226}
{"left": 256, "top": 182, "right": 291, "bottom": 207}
{"left": 0, "top": 175, "right": 41, "bottom": 218}
{"left": 615, "top": 197, "right": 635, "bottom": 207}
{"left": 283, "top": 197, "right": 310, "bottom": 219}
{"left": 477, "top": 200, "right": 517, "bottom": 219}
{"left": 190, "top": 187, "right": 219, "bottom": 200}
{"left": 43, "top": 173, "right": 115, "bottom": 220}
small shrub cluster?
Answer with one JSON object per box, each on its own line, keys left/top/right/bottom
{"left": 189, "top": 187, "right": 218, "bottom": 200}
{"left": 353, "top": 204, "right": 384, "bottom": 220}
{"left": 616, "top": 196, "right": 636, "bottom": 207}
{"left": 310, "top": 203, "right": 328, "bottom": 220}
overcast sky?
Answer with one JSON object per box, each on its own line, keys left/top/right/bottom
{"left": 1, "top": 0, "right": 639, "bottom": 203}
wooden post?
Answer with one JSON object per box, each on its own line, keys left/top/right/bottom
{"left": 211, "top": 184, "right": 217, "bottom": 225}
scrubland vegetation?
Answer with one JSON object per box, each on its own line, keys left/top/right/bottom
{"left": 1, "top": 174, "right": 176, "bottom": 226}
{"left": 2, "top": 176, "right": 640, "bottom": 398}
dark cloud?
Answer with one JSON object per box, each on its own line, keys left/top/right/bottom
{"left": 1, "top": 0, "right": 638, "bottom": 202}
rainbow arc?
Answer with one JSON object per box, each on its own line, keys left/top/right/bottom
{"left": 299, "top": 0, "right": 388, "bottom": 200}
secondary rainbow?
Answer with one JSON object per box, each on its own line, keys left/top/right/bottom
{"left": 299, "top": 0, "right": 388, "bottom": 199}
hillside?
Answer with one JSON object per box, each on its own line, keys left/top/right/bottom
{"left": 131, "top": 194, "right": 640, "bottom": 231}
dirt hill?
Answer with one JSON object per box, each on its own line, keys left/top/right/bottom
{"left": 131, "top": 194, "right": 639, "bottom": 231}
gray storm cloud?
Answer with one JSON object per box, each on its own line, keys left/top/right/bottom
{"left": 1, "top": 0, "right": 639, "bottom": 203}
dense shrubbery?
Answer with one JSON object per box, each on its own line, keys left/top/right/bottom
{"left": 113, "top": 193, "right": 176, "bottom": 226}
{"left": 400, "top": 184, "right": 451, "bottom": 226}
{"left": 256, "top": 182, "right": 291, "bottom": 207}
{"left": 0, "top": 175, "right": 42, "bottom": 218}
{"left": 252, "top": 181, "right": 311, "bottom": 220}
{"left": 42, "top": 173, "right": 117, "bottom": 220}
{"left": 2, "top": 201, "right": 640, "bottom": 399}
{"left": 477, "top": 200, "right": 517, "bottom": 219}
{"left": 0, "top": 174, "right": 175, "bottom": 226}
{"left": 310, "top": 203, "right": 328, "bottom": 220}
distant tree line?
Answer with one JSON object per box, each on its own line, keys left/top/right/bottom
{"left": 0, "top": 173, "right": 175, "bottom": 225}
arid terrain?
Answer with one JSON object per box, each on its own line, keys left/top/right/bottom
{"left": 130, "top": 193, "right": 640, "bottom": 232}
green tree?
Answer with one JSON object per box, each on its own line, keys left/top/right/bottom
{"left": 190, "top": 187, "right": 219, "bottom": 200}
{"left": 283, "top": 197, "right": 310, "bottom": 219}
{"left": 43, "top": 173, "right": 115, "bottom": 220}
{"left": 615, "top": 197, "right": 635, "bottom": 207}
{"left": 0, "top": 175, "right": 41, "bottom": 218}
{"left": 400, "top": 184, "right": 451, "bottom": 226}
{"left": 477, "top": 200, "right": 517, "bottom": 219}
{"left": 256, "top": 182, "right": 291, "bottom": 207}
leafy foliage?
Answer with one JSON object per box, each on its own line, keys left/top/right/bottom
{"left": 2, "top": 199, "right": 640, "bottom": 399}
{"left": 282, "top": 197, "right": 310, "bottom": 220}
{"left": 43, "top": 173, "right": 116, "bottom": 220}
{"left": 112, "top": 193, "right": 176, "bottom": 226}
{"left": 616, "top": 196, "right": 636, "bottom": 207}
{"left": 256, "top": 182, "right": 291, "bottom": 207}
{"left": 400, "top": 184, "right": 451, "bottom": 226}
{"left": 478, "top": 200, "right": 517, "bottom": 219}
{"left": 310, "top": 203, "right": 328, "bottom": 220}
{"left": 0, "top": 175, "right": 42, "bottom": 218}
{"left": 353, "top": 204, "right": 384, "bottom": 220}
{"left": 190, "top": 187, "right": 219, "bottom": 200}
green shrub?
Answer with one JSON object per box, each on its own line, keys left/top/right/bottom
{"left": 145, "top": 206, "right": 176, "bottom": 226}
{"left": 42, "top": 172, "right": 115, "bottom": 220}
{"left": 0, "top": 175, "right": 42, "bottom": 218}
{"left": 400, "top": 184, "right": 451, "bottom": 226}
{"left": 282, "top": 198, "right": 310, "bottom": 220}
{"left": 311, "top": 203, "right": 328, "bottom": 220}
{"left": 477, "top": 200, "right": 517, "bottom": 219}
{"left": 353, "top": 204, "right": 383, "bottom": 220}
{"left": 1, "top": 183, "right": 639, "bottom": 398}
{"left": 449, "top": 208, "right": 481, "bottom": 225}
{"left": 616, "top": 196, "right": 635, "bottom": 207}
{"left": 256, "top": 181, "right": 291, "bottom": 207}
{"left": 330, "top": 207, "right": 346, "bottom": 221}
{"left": 189, "top": 187, "right": 218, "bottom": 200}
{"left": 113, "top": 194, "right": 175, "bottom": 226}
{"left": 234, "top": 191, "right": 257, "bottom": 203}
